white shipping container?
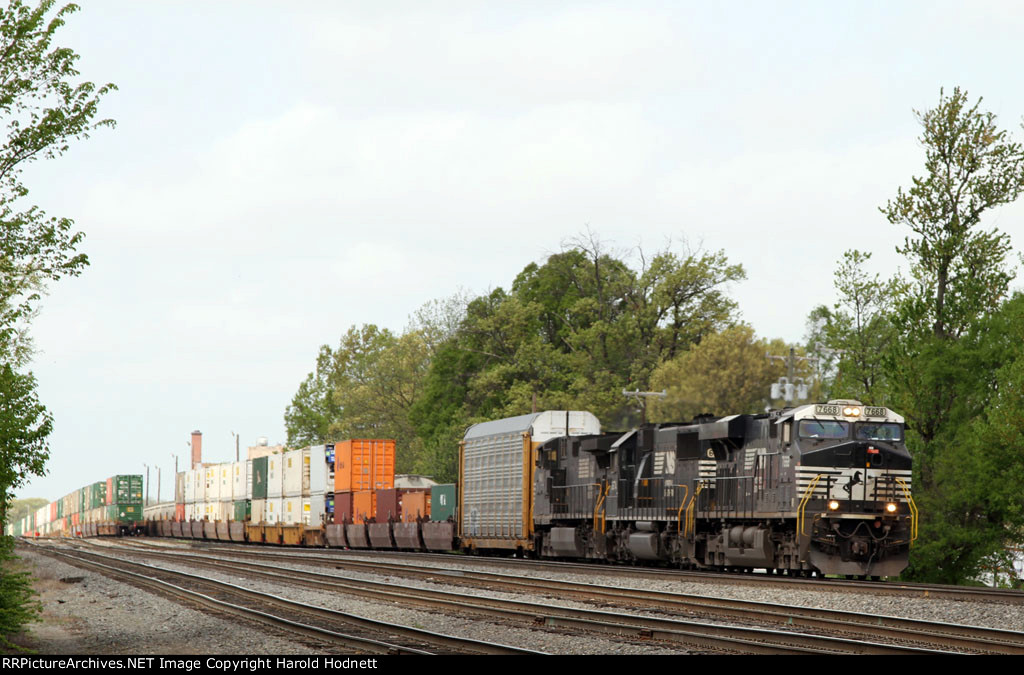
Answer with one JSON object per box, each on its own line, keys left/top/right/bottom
{"left": 214, "top": 500, "right": 232, "bottom": 522}
{"left": 283, "top": 449, "right": 304, "bottom": 498}
{"left": 185, "top": 470, "right": 195, "bottom": 504}
{"left": 205, "top": 466, "right": 220, "bottom": 501}
{"left": 302, "top": 495, "right": 326, "bottom": 526}
{"left": 282, "top": 496, "right": 302, "bottom": 524}
{"left": 267, "top": 455, "right": 284, "bottom": 498}
{"left": 251, "top": 498, "right": 265, "bottom": 524}
{"left": 265, "top": 498, "right": 282, "bottom": 524}
{"left": 219, "top": 465, "right": 231, "bottom": 501}
{"left": 245, "top": 460, "right": 253, "bottom": 500}
{"left": 232, "top": 462, "right": 245, "bottom": 501}
{"left": 193, "top": 470, "right": 206, "bottom": 503}
{"left": 309, "top": 445, "right": 328, "bottom": 496}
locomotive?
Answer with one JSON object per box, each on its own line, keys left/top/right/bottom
{"left": 460, "top": 401, "right": 916, "bottom": 578}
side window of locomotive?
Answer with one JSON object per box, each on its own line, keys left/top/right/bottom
{"left": 782, "top": 421, "right": 791, "bottom": 445}
{"left": 854, "top": 423, "right": 902, "bottom": 442}
{"left": 798, "top": 420, "right": 849, "bottom": 440}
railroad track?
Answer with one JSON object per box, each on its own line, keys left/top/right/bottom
{"left": 154, "top": 535, "right": 1024, "bottom": 606}
{"left": 73, "top": 539, "right": 965, "bottom": 655}
{"left": 24, "top": 540, "right": 542, "bottom": 656}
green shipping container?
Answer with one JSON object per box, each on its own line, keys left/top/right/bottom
{"left": 430, "top": 484, "right": 457, "bottom": 522}
{"left": 109, "top": 475, "right": 143, "bottom": 504}
{"left": 116, "top": 504, "right": 143, "bottom": 522}
{"left": 232, "top": 500, "right": 251, "bottom": 522}
{"left": 252, "top": 456, "right": 268, "bottom": 499}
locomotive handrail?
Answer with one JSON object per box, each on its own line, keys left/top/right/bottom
{"left": 685, "top": 482, "right": 705, "bottom": 538}
{"left": 674, "top": 484, "right": 690, "bottom": 533}
{"left": 894, "top": 477, "right": 918, "bottom": 544}
{"left": 592, "top": 482, "right": 609, "bottom": 534}
{"left": 797, "top": 474, "right": 824, "bottom": 537}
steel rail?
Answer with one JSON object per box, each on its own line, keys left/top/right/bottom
{"left": 77, "top": 539, "right": 954, "bottom": 655}
{"left": 99, "top": 539, "right": 1024, "bottom": 654}
{"left": 25, "top": 541, "right": 540, "bottom": 656}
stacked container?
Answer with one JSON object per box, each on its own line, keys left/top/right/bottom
{"left": 333, "top": 439, "right": 395, "bottom": 524}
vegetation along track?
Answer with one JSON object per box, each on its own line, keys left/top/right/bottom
{"left": 66, "top": 539, "right": 975, "bottom": 655}
{"left": 24, "top": 540, "right": 540, "bottom": 656}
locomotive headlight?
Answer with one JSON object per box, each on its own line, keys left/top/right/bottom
{"left": 886, "top": 502, "right": 897, "bottom": 513}
{"left": 843, "top": 406, "right": 861, "bottom": 417}
{"left": 828, "top": 500, "right": 840, "bottom": 511}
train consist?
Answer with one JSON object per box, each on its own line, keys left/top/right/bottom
{"left": 10, "top": 400, "right": 918, "bottom": 578}
{"left": 5, "top": 475, "right": 144, "bottom": 538}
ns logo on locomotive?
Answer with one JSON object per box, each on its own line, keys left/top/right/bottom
{"left": 461, "top": 401, "right": 916, "bottom": 579}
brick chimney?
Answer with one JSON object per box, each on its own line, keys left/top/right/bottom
{"left": 191, "top": 430, "right": 202, "bottom": 469}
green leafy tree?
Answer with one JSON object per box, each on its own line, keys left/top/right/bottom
{"left": 878, "top": 88, "right": 1024, "bottom": 583}
{"left": 806, "top": 250, "right": 906, "bottom": 404}
{"left": 648, "top": 325, "right": 788, "bottom": 421}
{"left": 0, "top": 0, "right": 115, "bottom": 646}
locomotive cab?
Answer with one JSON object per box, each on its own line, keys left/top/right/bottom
{"left": 786, "top": 400, "right": 916, "bottom": 577}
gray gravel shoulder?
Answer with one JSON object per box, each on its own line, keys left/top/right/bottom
{"left": 11, "top": 546, "right": 337, "bottom": 655}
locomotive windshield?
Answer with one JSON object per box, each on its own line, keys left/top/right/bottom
{"left": 854, "top": 423, "right": 902, "bottom": 442}
{"left": 798, "top": 420, "right": 849, "bottom": 439}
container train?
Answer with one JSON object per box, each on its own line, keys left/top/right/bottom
{"left": 9, "top": 400, "right": 918, "bottom": 578}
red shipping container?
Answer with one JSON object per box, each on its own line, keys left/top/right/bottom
{"left": 334, "top": 492, "right": 353, "bottom": 524}
{"left": 376, "top": 489, "right": 400, "bottom": 522}
{"left": 106, "top": 477, "right": 113, "bottom": 505}
{"left": 175, "top": 504, "right": 185, "bottom": 522}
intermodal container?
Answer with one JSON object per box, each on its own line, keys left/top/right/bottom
{"left": 334, "top": 440, "right": 395, "bottom": 492}
{"left": 251, "top": 456, "right": 269, "bottom": 499}
{"left": 402, "top": 490, "right": 431, "bottom": 522}
{"left": 232, "top": 500, "right": 250, "bottom": 522}
{"left": 375, "top": 489, "right": 400, "bottom": 522}
{"left": 431, "top": 484, "right": 456, "bottom": 522}
{"left": 353, "top": 490, "right": 376, "bottom": 523}
{"left": 334, "top": 492, "right": 353, "bottom": 524}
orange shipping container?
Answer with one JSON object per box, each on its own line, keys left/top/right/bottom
{"left": 352, "top": 490, "right": 377, "bottom": 523}
{"left": 334, "top": 440, "right": 395, "bottom": 492}
{"left": 401, "top": 491, "right": 430, "bottom": 522}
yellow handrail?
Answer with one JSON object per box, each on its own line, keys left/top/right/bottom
{"left": 797, "top": 474, "right": 823, "bottom": 537}
{"left": 685, "top": 482, "right": 704, "bottom": 538}
{"left": 592, "top": 482, "right": 609, "bottom": 534}
{"left": 674, "top": 484, "right": 691, "bottom": 533}
{"left": 894, "top": 477, "right": 918, "bottom": 544}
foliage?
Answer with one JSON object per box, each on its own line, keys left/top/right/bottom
{"left": 3, "top": 497, "right": 46, "bottom": 524}
{"left": 648, "top": 325, "right": 788, "bottom": 421}
{"left": 806, "top": 250, "right": 906, "bottom": 404}
{"left": 0, "top": 1, "right": 115, "bottom": 643}
{"left": 877, "top": 88, "right": 1024, "bottom": 583}
{"left": 285, "top": 325, "right": 431, "bottom": 472}
{"left": 900, "top": 296, "right": 1024, "bottom": 583}
{"left": 0, "top": 535, "right": 41, "bottom": 650}
{"left": 880, "top": 86, "right": 1022, "bottom": 342}
{"left": 0, "top": 0, "right": 115, "bottom": 360}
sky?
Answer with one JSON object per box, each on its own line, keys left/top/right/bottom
{"left": 13, "top": 0, "right": 1024, "bottom": 502}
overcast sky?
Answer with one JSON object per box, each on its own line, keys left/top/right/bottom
{"left": 15, "top": 0, "right": 1024, "bottom": 502}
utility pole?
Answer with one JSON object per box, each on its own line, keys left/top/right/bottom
{"left": 143, "top": 463, "right": 150, "bottom": 506}
{"left": 766, "top": 347, "right": 820, "bottom": 404}
{"left": 622, "top": 389, "right": 667, "bottom": 425}
{"left": 157, "top": 466, "right": 161, "bottom": 504}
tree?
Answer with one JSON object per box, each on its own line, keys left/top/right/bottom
{"left": 0, "top": 0, "right": 114, "bottom": 645}
{"left": 647, "top": 325, "right": 788, "bottom": 421}
{"left": 879, "top": 88, "right": 1024, "bottom": 583}
{"left": 881, "top": 86, "right": 1022, "bottom": 342}
{"left": 806, "top": 250, "right": 906, "bottom": 404}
